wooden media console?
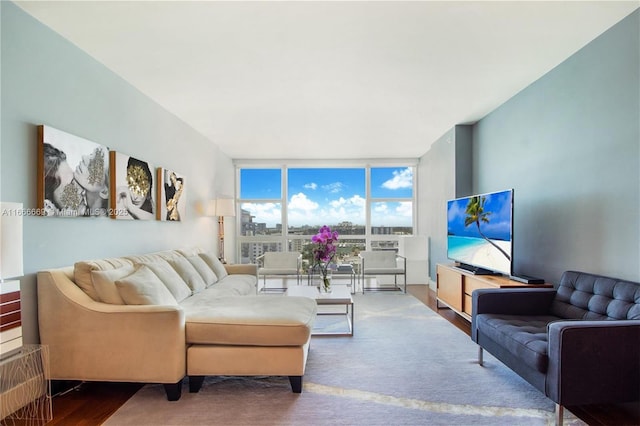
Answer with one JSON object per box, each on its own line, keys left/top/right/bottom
{"left": 436, "top": 264, "right": 552, "bottom": 321}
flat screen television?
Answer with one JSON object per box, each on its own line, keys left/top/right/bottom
{"left": 446, "top": 189, "right": 513, "bottom": 275}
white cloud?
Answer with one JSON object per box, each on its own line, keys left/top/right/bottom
{"left": 241, "top": 202, "right": 281, "bottom": 227}
{"left": 330, "top": 197, "right": 347, "bottom": 208}
{"left": 329, "top": 195, "right": 365, "bottom": 209}
{"left": 349, "top": 194, "right": 366, "bottom": 207}
{"left": 303, "top": 182, "right": 317, "bottom": 190}
{"left": 322, "top": 182, "right": 344, "bottom": 193}
{"left": 396, "top": 201, "right": 413, "bottom": 216}
{"left": 245, "top": 194, "right": 410, "bottom": 228}
{"left": 325, "top": 195, "right": 366, "bottom": 224}
{"left": 287, "top": 193, "right": 366, "bottom": 227}
{"left": 381, "top": 168, "right": 413, "bottom": 190}
{"left": 370, "top": 201, "right": 413, "bottom": 227}
{"left": 286, "top": 193, "right": 322, "bottom": 227}
{"left": 288, "top": 192, "right": 319, "bottom": 211}
{"left": 374, "top": 202, "right": 388, "bottom": 213}
{"left": 447, "top": 200, "right": 465, "bottom": 222}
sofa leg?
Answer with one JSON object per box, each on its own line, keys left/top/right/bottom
{"left": 189, "top": 375, "right": 205, "bottom": 393}
{"left": 555, "top": 403, "right": 564, "bottom": 426}
{"left": 478, "top": 346, "right": 484, "bottom": 366}
{"left": 163, "top": 380, "right": 183, "bottom": 401}
{"left": 289, "top": 376, "right": 303, "bottom": 393}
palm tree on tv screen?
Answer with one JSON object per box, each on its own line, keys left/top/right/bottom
{"left": 464, "top": 196, "right": 511, "bottom": 260}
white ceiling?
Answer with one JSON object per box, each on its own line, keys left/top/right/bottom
{"left": 15, "top": 1, "right": 639, "bottom": 160}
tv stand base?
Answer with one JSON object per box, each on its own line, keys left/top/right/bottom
{"left": 455, "top": 263, "right": 501, "bottom": 276}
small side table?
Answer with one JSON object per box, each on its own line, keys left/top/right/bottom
{"left": 0, "top": 344, "right": 52, "bottom": 425}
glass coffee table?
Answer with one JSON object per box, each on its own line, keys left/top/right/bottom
{"left": 285, "top": 284, "right": 354, "bottom": 336}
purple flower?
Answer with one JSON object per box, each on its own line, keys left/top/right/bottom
{"left": 311, "top": 225, "right": 339, "bottom": 279}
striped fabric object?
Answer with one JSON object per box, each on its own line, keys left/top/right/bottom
{"left": 0, "top": 280, "right": 22, "bottom": 355}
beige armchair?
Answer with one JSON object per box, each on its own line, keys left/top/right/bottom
{"left": 257, "top": 252, "right": 302, "bottom": 292}
{"left": 358, "top": 251, "right": 406, "bottom": 293}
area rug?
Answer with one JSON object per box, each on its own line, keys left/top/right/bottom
{"left": 104, "top": 293, "right": 584, "bottom": 425}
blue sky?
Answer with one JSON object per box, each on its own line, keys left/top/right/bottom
{"left": 447, "top": 189, "right": 513, "bottom": 241}
{"left": 240, "top": 167, "right": 413, "bottom": 227}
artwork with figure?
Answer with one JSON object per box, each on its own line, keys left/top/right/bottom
{"left": 109, "top": 151, "right": 155, "bottom": 220}
{"left": 37, "top": 125, "right": 110, "bottom": 217}
{"left": 157, "top": 168, "right": 186, "bottom": 221}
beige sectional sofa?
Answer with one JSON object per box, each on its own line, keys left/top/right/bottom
{"left": 37, "top": 248, "right": 317, "bottom": 400}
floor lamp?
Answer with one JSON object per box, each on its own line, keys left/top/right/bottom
{"left": 1, "top": 202, "right": 24, "bottom": 358}
{"left": 214, "top": 198, "right": 235, "bottom": 263}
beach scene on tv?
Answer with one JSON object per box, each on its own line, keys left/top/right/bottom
{"left": 447, "top": 190, "right": 512, "bottom": 275}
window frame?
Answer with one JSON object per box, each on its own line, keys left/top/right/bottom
{"left": 234, "top": 161, "right": 417, "bottom": 263}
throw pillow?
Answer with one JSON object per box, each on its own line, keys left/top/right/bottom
{"left": 74, "top": 257, "right": 133, "bottom": 301}
{"left": 91, "top": 265, "right": 136, "bottom": 304}
{"left": 140, "top": 260, "right": 192, "bottom": 302}
{"left": 199, "top": 252, "right": 228, "bottom": 280}
{"left": 186, "top": 255, "right": 218, "bottom": 287}
{"left": 167, "top": 256, "right": 207, "bottom": 293}
{"left": 115, "top": 265, "right": 178, "bottom": 306}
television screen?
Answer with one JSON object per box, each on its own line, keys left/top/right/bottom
{"left": 447, "top": 189, "right": 513, "bottom": 275}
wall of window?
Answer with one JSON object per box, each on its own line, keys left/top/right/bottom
{"left": 235, "top": 163, "right": 416, "bottom": 270}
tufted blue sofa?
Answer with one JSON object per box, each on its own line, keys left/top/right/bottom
{"left": 471, "top": 270, "right": 640, "bottom": 425}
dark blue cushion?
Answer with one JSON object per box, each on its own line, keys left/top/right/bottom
{"left": 476, "top": 314, "right": 561, "bottom": 373}
{"left": 551, "top": 271, "right": 640, "bottom": 320}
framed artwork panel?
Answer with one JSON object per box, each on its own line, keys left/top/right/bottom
{"left": 37, "top": 125, "right": 110, "bottom": 217}
{"left": 109, "top": 151, "right": 156, "bottom": 220}
{"left": 157, "top": 168, "right": 186, "bottom": 221}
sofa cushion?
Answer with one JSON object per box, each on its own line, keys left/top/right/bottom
{"left": 74, "top": 257, "right": 135, "bottom": 300}
{"left": 125, "top": 250, "right": 183, "bottom": 264}
{"left": 551, "top": 271, "right": 640, "bottom": 320}
{"left": 186, "top": 255, "right": 218, "bottom": 287}
{"left": 91, "top": 265, "right": 136, "bottom": 304}
{"left": 115, "top": 265, "right": 178, "bottom": 306}
{"left": 213, "top": 275, "right": 256, "bottom": 295}
{"left": 475, "top": 313, "right": 561, "bottom": 373}
{"left": 181, "top": 285, "right": 237, "bottom": 301}
{"left": 139, "top": 260, "right": 193, "bottom": 302}
{"left": 168, "top": 256, "right": 207, "bottom": 294}
{"left": 182, "top": 296, "right": 316, "bottom": 346}
{"left": 177, "top": 247, "right": 203, "bottom": 258}
{"left": 199, "top": 252, "right": 228, "bottom": 280}
{"left": 179, "top": 276, "right": 255, "bottom": 306}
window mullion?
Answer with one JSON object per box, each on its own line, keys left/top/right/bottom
{"left": 282, "top": 165, "right": 289, "bottom": 251}
{"left": 365, "top": 165, "right": 371, "bottom": 250}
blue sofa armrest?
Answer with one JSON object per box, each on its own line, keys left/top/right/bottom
{"left": 473, "top": 288, "right": 557, "bottom": 315}
{"left": 546, "top": 320, "right": 640, "bottom": 406}
{"left": 471, "top": 288, "right": 556, "bottom": 341}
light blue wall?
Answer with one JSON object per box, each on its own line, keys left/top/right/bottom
{"left": 473, "top": 9, "right": 639, "bottom": 283}
{"left": 1, "top": 2, "right": 233, "bottom": 342}
{"left": 473, "top": 10, "right": 639, "bottom": 283}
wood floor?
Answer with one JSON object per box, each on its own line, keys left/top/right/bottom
{"left": 45, "top": 285, "right": 639, "bottom": 425}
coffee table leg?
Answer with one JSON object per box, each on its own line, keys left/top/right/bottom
{"left": 313, "top": 302, "right": 354, "bottom": 337}
{"left": 349, "top": 302, "right": 354, "bottom": 336}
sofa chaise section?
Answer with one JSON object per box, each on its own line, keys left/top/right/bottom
{"left": 37, "top": 248, "right": 317, "bottom": 401}
{"left": 183, "top": 295, "right": 316, "bottom": 393}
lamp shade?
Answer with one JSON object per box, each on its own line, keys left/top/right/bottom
{"left": 0, "top": 202, "right": 24, "bottom": 279}
{"left": 203, "top": 200, "right": 217, "bottom": 217}
{"left": 215, "top": 198, "right": 236, "bottom": 217}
